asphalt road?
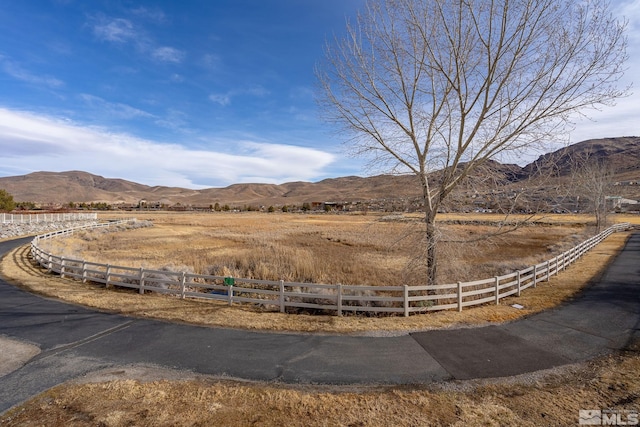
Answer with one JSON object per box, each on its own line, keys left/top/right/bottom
{"left": 1, "top": 233, "right": 639, "bottom": 413}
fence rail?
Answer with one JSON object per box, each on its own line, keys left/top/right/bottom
{"left": 29, "top": 220, "right": 631, "bottom": 317}
{"left": 1, "top": 212, "right": 97, "bottom": 224}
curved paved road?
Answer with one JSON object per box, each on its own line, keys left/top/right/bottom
{"left": 1, "top": 234, "right": 639, "bottom": 413}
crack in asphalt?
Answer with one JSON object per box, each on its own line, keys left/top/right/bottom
{"left": 28, "top": 320, "right": 136, "bottom": 363}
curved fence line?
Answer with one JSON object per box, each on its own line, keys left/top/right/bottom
{"left": 29, "top": 220, "right": 631, "bottom": 317}
{"left": 1, "top": 212, "right": 98, "bottom": 224}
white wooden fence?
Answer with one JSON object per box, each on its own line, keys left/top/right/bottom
{"left": 29, "top": 221, "right": 631, "bottom": 317}
{"left": 1, "top": 212, "right": 97, "bottom": 224}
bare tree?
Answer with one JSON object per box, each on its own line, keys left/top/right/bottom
{"left": 316, "top": 0, "right": 627, "bottom": 285}
{"left": 572, "top": 154, "right": 615, "bottom": 233}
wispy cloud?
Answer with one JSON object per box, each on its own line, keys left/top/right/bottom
{"left": 201, "top": 53, "right": 222, "bottom": 70}
{"left": 0, "top": 108, "right": 335, "bottom": 188}
{"left": 130, "top": 6, "right": 167, "bottom": 24}
{"left": 209, "top": 85, "right": 270, "bottom": 106}
{"left": 78, "top": 94, "right": 154, "bottom": 120}
{"left": 289, "top": 86, "right": 314, "bottom": 100}
{"left": 152, "top": 46, "right": 185, "bottom": 63}
{"left": 568, "top": 0, "right": 639, "bottom": 142}
{"left": 209, "top": 93, "right": 231, "bottom": 106}
{"left": 92, "top": 17, "right": 138, "bottom": 43}
{"left": 245, "top": 86, "right": 270, "bottom": 97}
{"left": 154, "top": 108, "right": 190, "bottom": 132}
{"left": 616, "top": 0, "right": 640, "bottom": 38}
{"left": 569, "top": 94, "right": 639, "bottom": 143}
{"left": 0, "top": 57, "right": 64, "bottom": 89}
{"left": 89, "top": 14, "right": 183, "bottom": 64}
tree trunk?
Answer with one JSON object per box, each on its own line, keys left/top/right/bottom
{"left": 595, "top": 204, "right": 603, "bottom": 233}
{"left": 595, "top": 195, "right": 608, "bottom": 233}
{"left": 425, "top": 211, "right": 438, "bottom": 287}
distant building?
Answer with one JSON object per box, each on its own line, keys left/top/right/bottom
{"left": 606, "top": 196, "right": 638, "bottom": 210}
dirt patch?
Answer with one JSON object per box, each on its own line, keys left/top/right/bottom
{"left": 0, "top": 337, "right": 40, "bottom": 378}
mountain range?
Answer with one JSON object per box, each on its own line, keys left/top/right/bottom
{"left": 1, "top": 137, "right": 639, "bottom": 208}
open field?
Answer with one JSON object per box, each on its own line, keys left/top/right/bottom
{"left": 3, "top": 212, "right": 638, "bottom": 333}
{"left": 1, "top": 212, "right": 639, "bottom": 425}
{"left": 36, "top": 212, "right": 605, "bottom": 286}
{"left": 1, "top": 230, "right": 629, "bottom": 332}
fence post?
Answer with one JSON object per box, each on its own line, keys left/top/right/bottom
{"left": 47, "top": 254, "right": 53, "bottom": 273}
{"left": 60, "top": 257, "right": 66, "bottom": 278}
{"left": 139, "top": 268, "right": 145, "bottom": 294}
{"left": 576, "top": 243, "right": 582, "bottom": 259}
{"left": 533, "top": 264, "right": 537, "bottom": 288}
{"left": 105, "top": 264, "right": 111, "bottom": 289}
{"left": 403, "top": 285, "right": 409, "bottom": 317}
{"left": 279, "top": 280, "right": 285, "bottom": 313}
{"left": 516, "top": 271, "right": 521, "bottom": 297}
{"left": 82, "top": 261, "right": 87, "bottom": 283}
{"left": 180, "top": 272, "right": 186, "bottom": 299}
{"left": 228, "top": 283, "right": 233, "bottom": 306}
{"left": 337, "top": 283, "right": 343, "bottom": 317}
{"left": 457, "top": 282, "right": 463, "bottom": 312}
{"left": 495, "top": 276, "right": 500, "bottom": 305}
{"left": 545, "top": 260, "right": 550, "bottom": 282}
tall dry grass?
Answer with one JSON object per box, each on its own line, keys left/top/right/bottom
{"left": 5, "top": 226, "right": 631, "bottom": 332}
{"left": 37, "top": 212, "right": 596, "bottom": 287}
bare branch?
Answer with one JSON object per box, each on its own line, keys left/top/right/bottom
{"left": 316, "top": 0, "right": 628, "bottom": 284}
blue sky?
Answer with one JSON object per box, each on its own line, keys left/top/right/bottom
{"left": 0, "top": 0, "right": 638, "bottom": 189}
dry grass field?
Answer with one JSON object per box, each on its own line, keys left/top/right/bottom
{"left": 9, "top": 211, "right": 628, "bottom": 332}
{"left": 1, "top": 212, "right": 639, "bottom": 426}
{"left": 36, "top": 212, "right": 596, "bottom": 286}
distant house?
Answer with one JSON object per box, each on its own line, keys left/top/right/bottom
{"left": 311, "top": 202, "right": 350, "bottom": 211}
{"left": 606, "top": 196, "right": 639, "bottom": 210}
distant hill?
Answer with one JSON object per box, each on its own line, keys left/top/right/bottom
{"left": 1, "top": 137, "right": 638, "bottom": 208}
{"left": 0, "top": 170, "right": 421, "bottom": 207}
{"left": 522, "top": 136, "right": 640, "bottom": 179}
{"left": 0, "top": 171, "right": 200, "bottom": 205}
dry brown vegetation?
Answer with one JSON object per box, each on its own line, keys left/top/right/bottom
{"left": 37, "top": 212, "right": 595, "bottom": 286}
{"left": 3, "top": 212, "right": 637, "bottom": 333}
{"left": 2, "top": 344, "right": 639, "bottom": 426}
{"left": 1, "top": 212, "right": 639, "bottom": 426}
